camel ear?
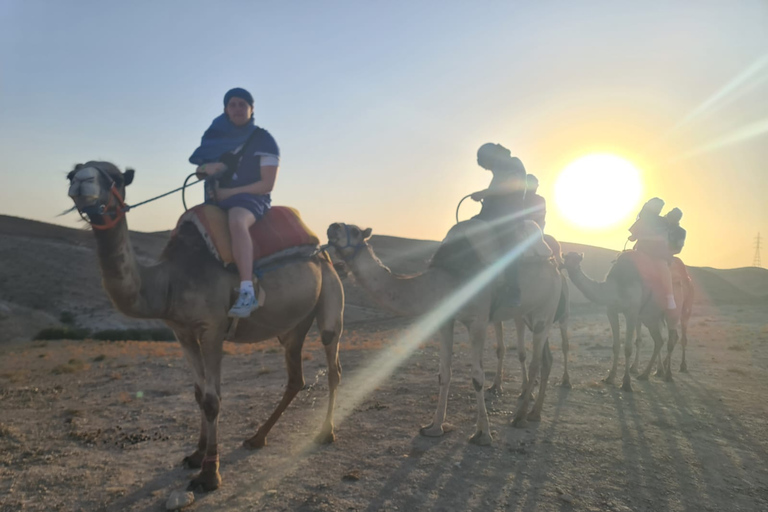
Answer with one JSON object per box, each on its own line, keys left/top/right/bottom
{"left": 577, "top": 252, "right": 584, "bottom": 261}
{"left": 66, "top": 170, "right": 76, "bottom": 181}
{"left": 362, "top": 227, "right": 372, "bottom": 240}
{"left": 123, "top": 168, "right": 135, "bottom": 186}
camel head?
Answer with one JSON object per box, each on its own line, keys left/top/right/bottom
{"left": 327, "top": 223, "right": 372, "bottom": 261}
{"left": 67, "top": 161, "right": 134, "bottom": 230}
{"left": 562, "top": 252, "right": 584, "bottom": 271}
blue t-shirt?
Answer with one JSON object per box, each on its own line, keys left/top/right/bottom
{"left": 221, "top": 128, "right": 280, "bottom": 188}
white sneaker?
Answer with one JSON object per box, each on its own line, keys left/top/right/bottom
{"left": 228, "top": 290, "right": 258, "bottom": 318}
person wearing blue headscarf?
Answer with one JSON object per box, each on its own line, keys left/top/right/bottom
{"left": 190, "top": 87, "right": 281, "bottom": 318}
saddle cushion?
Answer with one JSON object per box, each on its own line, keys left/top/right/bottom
{"left": 173, "top": 204, "right": 319, "bottom": 265}
{"left": 624, "top": 250, "right": 690, "bottom": 307}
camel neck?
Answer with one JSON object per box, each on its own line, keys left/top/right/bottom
{"left": 93, "top": 218, "right": 168, "bottom": 319}
{"left": 346, "top": 244, "right": 456, "bottom": 317}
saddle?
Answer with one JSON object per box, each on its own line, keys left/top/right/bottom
{"left": 172, "top": 204, "right": 319, "bottom": 266}
{"left": 622, "top": 250, "right": 690, "bottom": 307}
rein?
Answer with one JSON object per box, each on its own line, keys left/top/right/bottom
{"left": 75, "top": 170, "right": 202, "bottom": 230}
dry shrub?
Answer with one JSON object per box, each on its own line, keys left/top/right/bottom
{"left": 117, "top": 391, "right": 132, "bottom": 404}
{"left": 51, "top": 358, "right": 88, "bottom": 375}
{"left": 257, "top": 366, "right": 272, "bottom": 376}
{"left": 109, "top": 372, "right": 122, "bottom": 381}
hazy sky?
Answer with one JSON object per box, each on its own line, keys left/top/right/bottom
{"left": 1, "top": 1, "right": 766, "bottom": 269}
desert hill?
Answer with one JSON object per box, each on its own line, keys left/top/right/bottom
{"left": 0, "top": 214, "right": 765, "bottom": 343}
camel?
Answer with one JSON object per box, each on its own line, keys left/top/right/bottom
{"left": 489, "top": 233, "right": 572, "bottom": 394}
{"left": 66, "top": 161, "right": 344, "bottom": 492}
{"left": 327, "top": 219, "right": 562, "bottom": 443}
{"left": 631, "top": 258, "right": 694, "bottom": 375}
{"left": 561, "top": 251, "right": 680, "bottom": 391}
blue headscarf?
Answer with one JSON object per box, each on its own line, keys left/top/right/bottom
{"left": 189, "top": 113, "right": 257, "bottom": 165}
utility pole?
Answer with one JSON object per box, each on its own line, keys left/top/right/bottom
{"left": 754, "top": 233, "right": 762, "bottom": 268}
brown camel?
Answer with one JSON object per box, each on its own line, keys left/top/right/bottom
{"left": 561, "top": 251, "right": 680, "bottom": 391}
{"left": 328, "top": 219, "right": 562, "bottom": 442}
{"left": 631, "top": 257, "right": 694, "bottom": 375}
{"left": 489, "top": 233, "right": 572, "bottom": 394}
{"left": 66, "top": 162, "right": 344, "bottom": 492}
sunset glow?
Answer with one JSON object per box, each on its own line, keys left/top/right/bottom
{"left": 554, "top": 154, "right": 643, "bottom": 230}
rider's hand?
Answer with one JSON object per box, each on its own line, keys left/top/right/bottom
{"left": 196, "top": 162, "right": 228, "bottom": 179}
{"left": 471, "top": 191, "right": 486, "bottom": 202}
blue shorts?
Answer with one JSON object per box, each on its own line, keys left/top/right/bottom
{"left": 215, "top": 193, "right": 271, "bottom": 220}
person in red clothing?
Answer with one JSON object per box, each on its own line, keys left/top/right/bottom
{"left": 628, "top": 197, "right": 676, "bottom": 312}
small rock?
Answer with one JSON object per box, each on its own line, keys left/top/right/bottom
{"left": 559, "top": 493, "right": 574, "bottom": 503}
{"left": 166, "top": 490, "right": 194, "bottom": 510}
{"left": 265, "top": 489, "right": 278, "bottom": 496}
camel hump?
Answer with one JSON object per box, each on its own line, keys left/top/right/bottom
{"left": 173, "top": 204, "right": 319, "bottom": 265}
{"left": 430, "top": 219, "right": 500, "bottom": 278}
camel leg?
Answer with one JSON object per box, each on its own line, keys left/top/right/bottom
{"left": 244, "top": 315, "right": 313, "bottom": 449}
{"left": 515, "top": 318, "right": 528, "bottom": 397}
{"left": 421, "top": 321, "right": 454, "bottom": 437}
{"left": 314, "top": 262, "right": 344, "bottom": 444}
{"left": 663, "top": 327, "right": 679, "bottom": 382}
{"left": 679, "top": 320, "right": 688, "bottom": 373}
{"left": 176, "top": 330, "right": 207, "bottom": 470}
{"left": 622, "top": 313, "right": 637, "bottom": 392}
{"left": 680, "top": 291, "right": 692, "bottom": 372}
{"left": 468, "top": 321, "right": 493, "bottom": 445}
{"left": 559, "top": 319, "right": 571, "bottom": 389}
{"left": 639, "top": 322, "right": 664, "bottom": 381}
{"left": 188, "top": 325, "right": 227, "bottom": 492}
{"left": 630, "top": 326, "right": 642, "bottom": 375}
{"left": 488, "top": 321, "right": 505, "bottom": 395}
{"left": 512, "top": 323, "right": 542, "bottom": 428}
{"left": 528, "top": 327, "right": 554, "bottom": 422}
{"left": 604, "top": 307, "right": 621, "bottom": 385}
{"left": 315, "top": 326, "right": 342, "bottom": 444}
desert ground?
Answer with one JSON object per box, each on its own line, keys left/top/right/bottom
{"left": 1, "top": 215, "right": 768, "bottom": 511}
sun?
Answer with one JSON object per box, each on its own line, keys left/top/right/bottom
{"left": 554, "top": 154, "right": 643, "bottom": 229}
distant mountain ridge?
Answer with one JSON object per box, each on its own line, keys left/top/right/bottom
{"left": 0, "top": 214, "right": 765, "bottom": 343}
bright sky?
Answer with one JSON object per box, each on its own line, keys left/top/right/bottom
{"left": 1, "top": 1, "right": 766, "bottom": 269}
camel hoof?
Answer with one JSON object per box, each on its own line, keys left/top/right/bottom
{"left": 637, "top": 373, "right": 649, "bottom": 382}
{"left": 468, "top": 430, "right": 493, "bottom": 446}
{"left": 603, "top": 375, "right": 615, "bottom": 385}
{"left": 527, "top": 411, "right": 541, "bottom": 422}
{"left": 511, "top": 416, "right": 528, "bottom": 429}
{"left": 664, "top": 373, "right": 674, "bottom": 383}
{"left": 629, "top": 365, "right": 639, "bottom": 375}
{"left": 621, "top": 382, "right": 633, "bottom": 392}
{"left": 560, "top": 379, "right": 572, "bottom": 389}
{"left": 182, "top": 452, "right": 203, "bottom": 469}
{"left": 314, "top": 430, "right": 335, "bottom": 445}
{"left": 680, "top": 362, "right": 688, "bottom": 373}
{"left": 487, "top": 384, "right": 503, "bottom": 396}
{"left": 243, "top": 435, "right": 266, "bottom": 450}
{"left": 187, "top": 470, "right": 221, "bottom": 493}
{"left": 420, "top": 423, "right": 445, "bottom": 437}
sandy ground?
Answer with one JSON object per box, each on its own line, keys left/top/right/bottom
{"left": 1, "top": 303, "right": 767, "bottom": 512}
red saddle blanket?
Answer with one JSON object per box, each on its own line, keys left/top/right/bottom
{"left": 623, "top": 250, "right": 690, "bottom": 307}
{"left": 173, "top": 204, "right": 319, "bottom": 265}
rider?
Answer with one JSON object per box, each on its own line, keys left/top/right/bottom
{"left": 665, "top": 207, "right": 686, "bottom": 256}
{"left": 522, "top": 174, "right": 546, "bottom": 231}
{"left": 628, "top": 197, "right": 676, "bottom": 312}
{"left": 189, "top": 87, "right": 280, "bottom": 318}
{"left": 471, "top": 143, "right": 527, "bottom": 307}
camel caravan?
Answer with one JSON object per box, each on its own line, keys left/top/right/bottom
{"left": 65, "top": 88, "right": 693, "bottom": 492}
